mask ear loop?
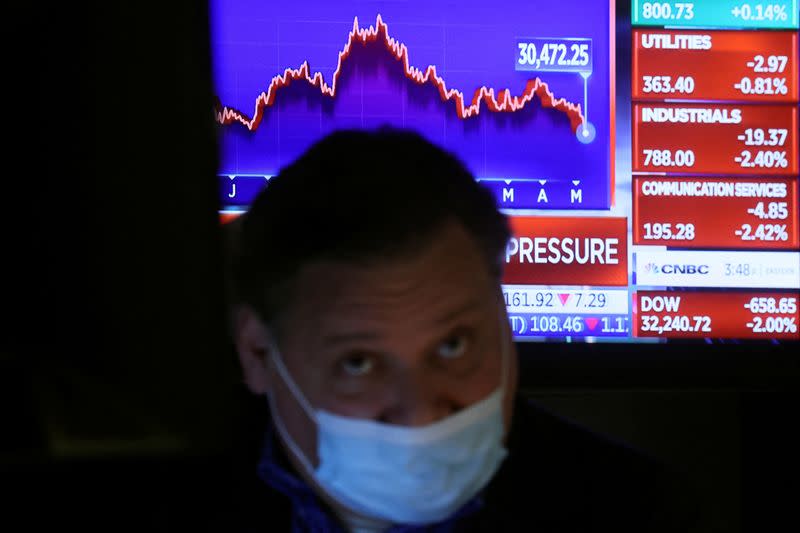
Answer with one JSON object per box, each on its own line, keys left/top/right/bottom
{"left": 269, "top": 342, "right": 317, "bottom": 419}
{"left": 267, "top": 342, "right": 317, "bottom": 476}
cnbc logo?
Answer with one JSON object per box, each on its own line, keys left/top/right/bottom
{"left": 642, "top": 263, "right": 710, "bottom": 275}
{"left": 643, "top": 262, "right": 660, "bottom": 274}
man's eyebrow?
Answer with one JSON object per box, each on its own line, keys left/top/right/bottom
{"left": 319, "top": 300, "right": 484, "bottom": 348}
{"left": 321, "top": 330, "right": 382, "bottom": 348}
{"left": 433, "top": 298, "right": 484, "bottom": 326}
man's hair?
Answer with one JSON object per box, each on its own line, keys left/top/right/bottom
{"left": 231, "top": 127, "right": 510, "bottom": 328}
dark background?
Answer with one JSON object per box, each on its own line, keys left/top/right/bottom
{"left": 4, "top": 1, "right": 797, "bottom": 531}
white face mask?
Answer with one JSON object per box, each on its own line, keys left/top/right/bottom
{"left": 266, "top": 317, "right": 510, "bottom": 525}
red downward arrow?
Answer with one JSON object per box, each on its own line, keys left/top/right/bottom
{"left": 585, "top": 318, "right": 599, "bottom": 331}
{"left": 558, "top": 293, "right": 570, "bottom": 306}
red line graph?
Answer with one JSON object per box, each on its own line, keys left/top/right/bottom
{"left": 214, "top": 14, "right": 586, "bottom": 133}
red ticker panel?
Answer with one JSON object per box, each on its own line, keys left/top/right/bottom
{"left": 503, "top": 216, "right": 628, "bottom": 286}
{"left": 632, "top": 177, "right": 799, "bottom": 249}
{"left": 633, "top": 29, "right": 799, "bottom": 103}
{"left": 632, "top": 103, "right": 798, "bottom": 175}
{"left": 634, "top": 291, "right": 800, "bottom": 340}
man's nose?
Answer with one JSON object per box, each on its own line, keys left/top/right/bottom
{"left": 380, "top": 371, "right": 454, "bottom": 426}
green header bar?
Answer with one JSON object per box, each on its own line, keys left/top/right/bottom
{"left": 632, "top": 0, "right": 799, "bottom": 29}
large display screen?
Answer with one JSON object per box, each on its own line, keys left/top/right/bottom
{"left": 211, "top": 0, "right": 800, "bottom": 342}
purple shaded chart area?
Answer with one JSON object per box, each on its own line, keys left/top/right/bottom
{"left": 212, "top": 1, "right": 613, "bottom": 210}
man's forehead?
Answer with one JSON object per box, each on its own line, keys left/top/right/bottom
{"left": 281, "top": 221, "right": 498, "bottom": 341}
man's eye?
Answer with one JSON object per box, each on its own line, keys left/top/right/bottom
{"left": 340, "top": 355, "right": 374, "bottom": 377}
{"left": 437, "top": 335, "right": 468, "bottom": 359}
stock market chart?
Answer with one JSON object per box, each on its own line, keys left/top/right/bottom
{"left": 212, "top": 0, "right": 614, "bottom": 211}
{"left": 211, "top": 1, "right": 800, "bottom": 342}
{"left": 630, "top": 0, "right": 799, "bottom": 340}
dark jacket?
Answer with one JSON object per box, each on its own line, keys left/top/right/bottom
{"left": 12, "top": 393, "right": 716, "bottom": 532}
{"left": 210, "top": 394, "right": 716, "bottom": 532}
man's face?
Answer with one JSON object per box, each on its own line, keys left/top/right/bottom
{"left": 236, "top": 219, "right": 518, "bottom": 468}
